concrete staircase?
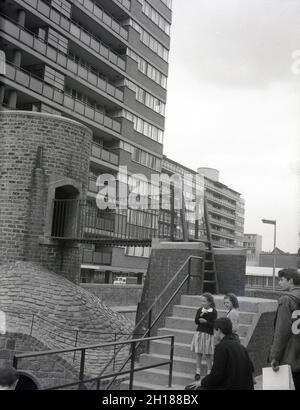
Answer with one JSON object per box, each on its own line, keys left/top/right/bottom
{"left": 121, "top": 294, "right": 262, "bottom": 390}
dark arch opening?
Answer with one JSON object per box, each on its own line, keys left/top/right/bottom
{"left": 51, "top": 185, "right": 80, "bottom": 238}
{"left": 15, "top": 374, "right": 39, "bottom": 390}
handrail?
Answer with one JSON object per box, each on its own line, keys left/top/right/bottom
{"left": 99, "top": 254, "right": 204, "bottom": 389}
{"left": 13, "top": 334, "right": 174, "bottom": 390}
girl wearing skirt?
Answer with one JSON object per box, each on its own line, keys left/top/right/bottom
{"left": 191, "top": 292, "right": 217, "bottom": 381}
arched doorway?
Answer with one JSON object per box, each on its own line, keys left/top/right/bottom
{"left": 51, "top": 185, "right": 80, "bottom": 238}
{"left": 15, "top": 371, "right": 40, "bottom": 390}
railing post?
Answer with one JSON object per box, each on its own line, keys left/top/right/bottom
{"left": 73, "top": 328, "right": 79, "bottom": 363}
{"left": 129, "top": 341, "right": 136, "bottom": 390}
{"left": 187, "top": 257, "right": 191, "bottom": 293}
{"left": 79, "top": 349, "right": 86, "bottom": 390}
{"left": 146, "top": 309, "right": 152, "bottom": 353}
{"left": 13, "top": 355, "right": 18, "bottom": 370}
{"left": 30, "top": 314, "right": 35, "bottom": 336}
{"left": 113, "top": 333, "right": 117, "bottom": 371}
{"left": 168, "top": 336, "right": 174, "bottom": 388}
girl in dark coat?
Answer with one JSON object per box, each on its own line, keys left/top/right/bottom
{"left": 191, "top": 292, "right": 217, "bottom": 380}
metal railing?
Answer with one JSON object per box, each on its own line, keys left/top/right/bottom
{"left": 13, "top": 335, "right": 174, "bottom": 390}
{"left": 74, "top": 0, "right": 128, "bottom": 40}
{"left": 1, "top": 307, "right": 137, "bottom": 371}
{"left": 50, "top": 198, "right": 158, "bottom": 242}
{"left": 17, "top": 0, "right": 126, "bottom": 70}
{"left": 3, "top": 62, "right": 121, "bottom": 133}
{"left": 99, "top": 255, "right": 204, "bottom": 390}
{"left": 91, "top": 143, "right": 119, "bottom": 166}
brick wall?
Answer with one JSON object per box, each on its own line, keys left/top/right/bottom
{"left": 135, "top": 243, "right": 206, "bottom": 339}
{"left": 0, "top": 332, "right": 79, "bottom": 389}
{"left": 214, "top": 248, "right": 247, "bottom": 296}
{"left": 0, "top": 112, "right": 92, "bottom": 282}
{"left": 247, "top": 311, "right": 276, "bottom": 376}
{"left": 245, "top": 289, "right": 281, "bottom": 300}
{"left": 81, "top": 284, "right": 143, "bottom": 306}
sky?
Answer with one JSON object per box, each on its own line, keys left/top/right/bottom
{"left": 163, "top": 0, "right": 300, "bottom": 252}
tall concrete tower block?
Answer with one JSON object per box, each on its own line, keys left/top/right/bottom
{"left": 0, "top": 111, "right": 92, "bottom": 283}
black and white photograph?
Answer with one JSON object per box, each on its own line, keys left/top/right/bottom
{"left": 0, "top": 0, "right": 299, "bottom": 398}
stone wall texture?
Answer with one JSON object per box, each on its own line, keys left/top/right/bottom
{"left": 0, "top": 111, "right": 92, "bottom": 282}
{"left": 81, "top": 284, "right": 143, "bottom": 307}
{"left": 0, "top": 261, "right": 133, "bottom": 387}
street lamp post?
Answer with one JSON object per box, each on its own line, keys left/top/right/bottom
{"left": 262, "top": 219, "right": 277, "bottom": 291}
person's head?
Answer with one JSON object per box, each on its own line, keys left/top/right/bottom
{"left": 214, "top": 317, "right": 233, "bottom": 343}
{"left": 224, "top": 293, "right": 239, "bottom": 310}
{"left": 201, "top": 292, "right": 215, "bottom": 309}
{"left": 278, "top": 268, "right": 300, "bottom": 291}
{"left": 0, "top": 367, "right": 19, "bottom": 390}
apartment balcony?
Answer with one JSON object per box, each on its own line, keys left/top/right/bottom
{"left": 205, "top": 192, "right": 236, "bottom": 211}
{"left": 51, "top": 199, "right": 157, "bottom": 244}
{"left": 15, "top": 0, "right": 126, "bottom": 71}
{"left": 205, "top": 182, "right": 240, "bottom": 201}
{"left": 82, "top": 249, "right": 112, "bottom": 265}
{"left": 91, "top": 143, "right": 119, "bottom": 166}
{"left": 209, "top": 215, "right": 236, "bottom": 230}
{"left": 210, "top": 228, "right": 236, "bottom": 240}
{"left": 0, "top": 15, "right": 124, "bottom": 103}
{"left": 73, "top": 0, "right": 128, "bottom": 40}
{"left": 3, "top": 62, "right": 121, "bottom": 134}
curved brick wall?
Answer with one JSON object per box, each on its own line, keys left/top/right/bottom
{"left": 0, "top": 261, "right": 133, "bottom": 382}
{"left": 0, "top": 111, "right": 92, "bottom": 282}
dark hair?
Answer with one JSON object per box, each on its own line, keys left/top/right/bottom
{"left": 214, "top": 317, "right": 233, "bottom": 335}
{"left": 0, "top": 367, "right": 19, "bottom": 387}
{"left": 278, "top": 268, "right": 300, "bottom": 286}
{"left": 224, "top": 293, "right": 239, "bottom": 309}
{"left": 202, "top": 292, "right": 215, "bottom": 308}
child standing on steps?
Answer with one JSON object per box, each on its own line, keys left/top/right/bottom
{"left": 191, "top": 292, "right": 217, "bottom": 381}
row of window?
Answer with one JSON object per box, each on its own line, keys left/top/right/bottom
{"left": 125, "top": 79, "right": 165, "bottom": 115}
{"left": 125, "top": 246, "right": 151, "bottom": 258}
{"left": 65, "top": 86, "right": 104, "bottom": 111}
{"left": 127, "top": 209, "right": 158, "bottom": 229}
{"left": 127, "top": 49, "right": 167, "bottom": 88}
{"left": 130, "top": 20, "right": 169, "bottom": 62}
{"left": 120, "top": 141, "right": 162, "bottom": 171}
{"left": 122, "top": 109, "right": 164, "bottom": 143}
{"left": 138, "top": 0, "right": 171, "bottom": 35}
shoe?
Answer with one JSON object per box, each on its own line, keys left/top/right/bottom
{"left": 195, "top": 373, "right": 201, "bottom": 381}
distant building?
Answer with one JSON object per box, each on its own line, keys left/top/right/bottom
{"left": 259, "top": 248, "right": 300, "bottom": 269}
{"left": 160, "top": 157, "right": 245, "bottom": 247}
{"left": 243, "top": 234, "right": 262, "bottom": 266}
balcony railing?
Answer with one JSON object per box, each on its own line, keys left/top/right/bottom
{"left": 4, "top": 62, "right": 121, "bottom": 133}
{"left": 0, "top": 15, "right": 124, "bottom": 102}
{"left": 19, "top": 0, "right": 126, "bottom": 71}
{"left": 91, "top": 144, "right": 119, "bottom": 166}
{"left": 51, "top": 199, "right": 157, "bottom": 242}
{"left": 82, "top": 249, "right": 112, "bottom": 265}
{"left": 205, "top": 192, "right": 236, "bottom": 210}
{"left": 74, "top": 0, "right": 128, "bottom": 40}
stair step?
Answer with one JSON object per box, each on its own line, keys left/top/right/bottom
{"left": 139, "top": 353, "right": 206, "bottom": 375}
{"left": 158, "top": 327, "right": 194, "bottom": 344}
{"left": 121, "top": 380, "right": 185, "bottom": 390}
{"left": 130, "top": 367, "right": 194, "bottom": 388}
{"left": 172, "top": 305, "right": 256, "bottom": 324}
{"left": 150, "top": 339, "right": 195, "bottom": 360}
{"left": 164, "top": 316, "right": 250, "bottom": 337}
{"left": 181, "top": 295, "right": 263, "bottom": 312}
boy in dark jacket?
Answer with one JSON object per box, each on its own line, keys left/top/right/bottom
{"left": 269, "top": 268, "right": 300, "bottom": 390}
{"left": 186, "top": 317, "right": 254, "bottom": 390}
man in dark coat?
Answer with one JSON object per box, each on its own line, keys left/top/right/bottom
{"left": 186, "top": 317, "right": 254, "bottom": 390}
{"left": 269, "top": 268, "right": 300, "bottom": 390}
